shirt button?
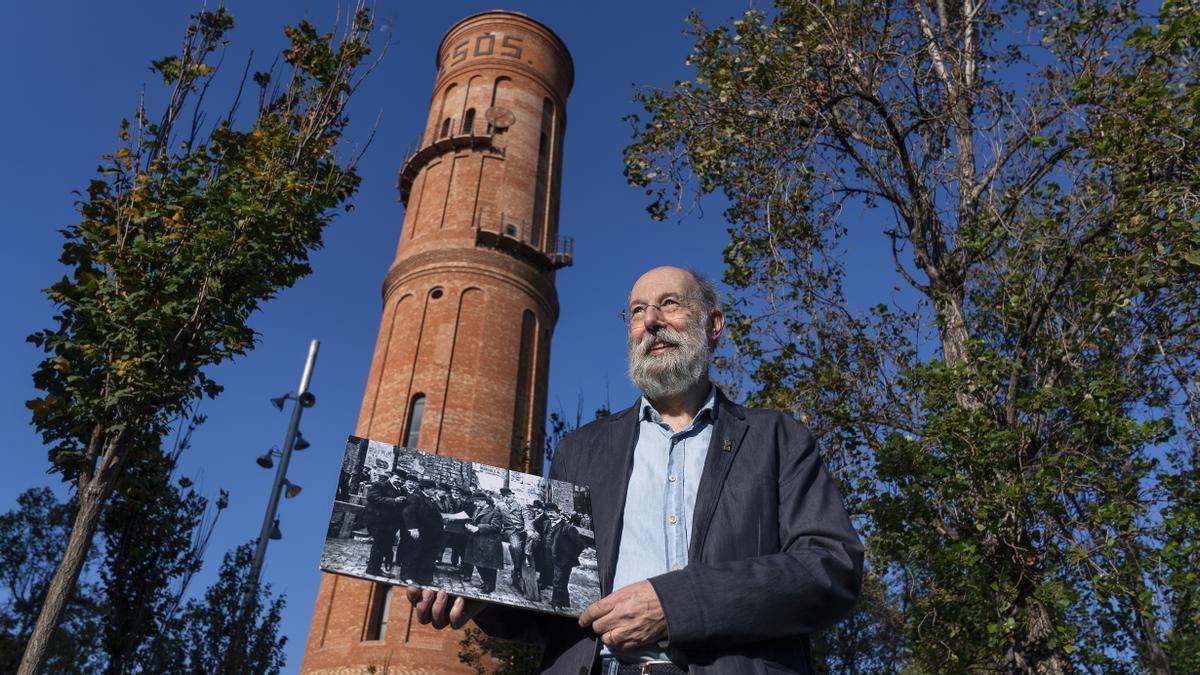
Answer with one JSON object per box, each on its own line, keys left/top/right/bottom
{"left": 668, "top": 514, "right": 678, "bottom": 525}
{"left": 668, "top": 474, "right": 677, "bottom": 482}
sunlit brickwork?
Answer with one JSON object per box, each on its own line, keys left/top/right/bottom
{"left": 300, "top": 11, "right": 572, "bottom": 674}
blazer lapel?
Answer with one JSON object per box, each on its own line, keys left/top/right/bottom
{"left": 592, "top": 402, "right": 640, "bottom": 595}
{"left": 688, "top": 392, "right": 749, "bottom": 560}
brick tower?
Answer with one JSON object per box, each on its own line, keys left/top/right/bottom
{"left": 300, "top": 11, "right": 572, "bottom": 674}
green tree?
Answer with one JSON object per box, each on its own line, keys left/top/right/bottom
{"left": 626, "top": 0, "right": 1198, "bottom": 671}
{"left": 96, "top": 418, "right": 229, "bottom": 675}
{"left": 19, "top": 6, "right": 375, "bottom": 673}
{"left": 138, "top": 543, "right": 287, "bottom": 675}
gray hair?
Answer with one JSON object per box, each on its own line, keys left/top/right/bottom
{"left": 687, "top": 269, "right": 721, "bottom": 341}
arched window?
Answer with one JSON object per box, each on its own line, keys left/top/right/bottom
{"left": 404, "top": 394, "right": 426, "bottom": 448}
{"left": 510, "top": 311, "right": 537, "bottom": 470}
{"left": 440, "top": 118, "right": 451, "bottom": 139}
{"left": 462, "top": 108, "right": 476, "bottom": 134}
{"left": 489, "top": 77, "right": 510, "bottom": 134}
{"left": 531, "top": 99, "right": 554, "bottom": 248}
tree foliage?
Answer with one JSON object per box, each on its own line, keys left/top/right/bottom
{"left": 18, "top": 6, "right": 375, "bottom": 673}
{"left": 626, "top": 0, "right": 1198, "bottom": 671}
{"left": 140, "top": 543, "right": 287, "bottom": 675}
{"left": 0, "top": 481, "right": 283, "bottom": 675}
{"left": 458, "top": 627, "right": 541, "bottom": 675}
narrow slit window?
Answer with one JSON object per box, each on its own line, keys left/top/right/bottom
{"left": 363, "top": 584, "right": 392, "bottom": 641}
{"left": 462, "top": 108, "right": 476, "bottom": 134}
{"left": 405, "top": 394, "right": 426, "bottom": 448}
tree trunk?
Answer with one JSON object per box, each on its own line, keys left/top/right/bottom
{"left": 1126, "top": 564, "right": 1172, "bottom": 675}
{"left": 1001, "top": 600, "right": 1072, "bottom": 675}
{"left": 1138, "top": 608, "right": 1172, "bottom": 675}
{"left": 18, "top": 434, "right": 124, "bottom": 675}
{"left": 934, "top": 289, "right": 981, "bottom": 410}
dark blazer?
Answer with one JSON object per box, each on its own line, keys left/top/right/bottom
{"left": 474, "top": 391, "right": 864, "bottom": 674}
{"left": 464, "top": 504, "right": 505, "bottom": 570}
{"left": 403, "top": 492, "right": 445, "bottom": 541}
{"left": 546, "top": 520, "right": 590, "bottom": 569}
{"left": 364, "top": 479, "right": 405, "bottom": 530}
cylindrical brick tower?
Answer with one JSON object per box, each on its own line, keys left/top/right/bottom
{"left": 300, "top": 11, "right": 572, "bottom": 674}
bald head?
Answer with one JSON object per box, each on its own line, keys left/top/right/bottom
{"left": 625, "top": 266, "right": 724, "bottom": 403}
{"left": 628, "top": 266, "right": 722, "bottom": 344}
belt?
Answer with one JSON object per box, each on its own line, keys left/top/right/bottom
{"left": 598, "top": 657, "right": 686, "bottom": 675}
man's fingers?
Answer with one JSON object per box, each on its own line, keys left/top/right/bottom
{"left": 578, "top": 598, "right": 612, "bottom": 627}
{"left": 448, "top": 596, "right": 486, "bottom": 629}
{"left": 410, "top": 587, "right": 436, "bottom": 624}
{"left": 589, "top": 609, "right": 623, "bottom": 636}
{"left": 430, "top": 591, "right": 451, "bottom": 629}
{"left": 405, "top": 586, "right": 423, "bottom": 605}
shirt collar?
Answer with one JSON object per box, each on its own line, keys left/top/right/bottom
{"left": 639, "top": 384, "right": 719, "bottom": 427}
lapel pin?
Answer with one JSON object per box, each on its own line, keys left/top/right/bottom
{"left": 722, "top": 439, "right": 732, "bottom": 452}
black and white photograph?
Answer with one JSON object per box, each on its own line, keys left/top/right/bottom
{"left": 320, "top": 435, "right": 599, "bottom": 617}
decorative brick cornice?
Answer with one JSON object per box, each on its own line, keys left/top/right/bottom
{"left": 381, "top": 247, "right": 560, "bottom": 322}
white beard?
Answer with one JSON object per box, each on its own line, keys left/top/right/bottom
{"left": 627, "top": 318, "right": 711, "bottom": 401}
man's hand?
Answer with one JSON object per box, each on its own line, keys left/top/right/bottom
{"left": 409, "top": 528, "right": 420, "bottom": 539}
{"left": 405, "top": 587, "right": 486, "bottom": 629}
{"left": 578, "top": 580, "right": 666, "bottom": 651}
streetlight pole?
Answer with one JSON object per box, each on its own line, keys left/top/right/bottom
{"left": 246, "top": 339, "right": 319, "bottom": 596}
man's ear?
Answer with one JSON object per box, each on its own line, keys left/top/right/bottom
{"left": 709, "top": 308, "right": 725, "bottom": 345}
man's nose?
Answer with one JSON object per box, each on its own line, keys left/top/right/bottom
{"left": 641, "top": 304, "right": 666, "bottom": 331}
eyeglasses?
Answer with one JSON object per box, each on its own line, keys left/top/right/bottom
{"left": 619, "top": 296, "right": 691, "bottom": 325}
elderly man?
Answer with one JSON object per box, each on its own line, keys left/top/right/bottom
{"left": 408, "top": 266, "right": 863, "bottom": 674}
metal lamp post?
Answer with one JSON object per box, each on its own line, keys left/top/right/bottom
{"left": 246, "top": 339, "right": 319, "bottom": 597}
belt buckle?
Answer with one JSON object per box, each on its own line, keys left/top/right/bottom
{"left": 640, "top": 660, "right": 676, "bottom": 674}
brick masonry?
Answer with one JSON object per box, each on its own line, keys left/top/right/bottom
{"left": 299, "top": 11, "right": 573, "bottom": 674}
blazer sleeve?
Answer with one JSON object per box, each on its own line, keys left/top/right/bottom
{"left": 647, "top": 416, "right": 864, "bottom": 648}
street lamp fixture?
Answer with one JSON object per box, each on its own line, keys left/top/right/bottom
{"left": 255, "top": 447, "right": 279, "bottom": 469}
{"left": 282, "top": 479, "right": 303, "bottom": 499}
{"left": 271, "top": 391, "right": 317, "bottom": 411}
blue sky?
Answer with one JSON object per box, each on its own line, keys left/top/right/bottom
{"left": 0, "top": 1, "right": 900, "bottom": 669}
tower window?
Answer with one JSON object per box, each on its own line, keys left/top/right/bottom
{"left": 404, "top": 394, "right": 426, "bottom": 448}
{"left": 531, "top": 98, "right": 554, "bottom": 249}
{"left": 430, "top": 287, "right": 444, "bottom": 299}
{"left": 440, "top": 118, "right": 451, "bottom": 138}
{"left": 462, "top": 108, "right": 476, "bottom": 134}
{"left": 363, "top": 584, "right": 392, "bottom": 641}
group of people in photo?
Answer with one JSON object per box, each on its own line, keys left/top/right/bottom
{"left": 361, "top": 468, "right": 592, "bottom": 610}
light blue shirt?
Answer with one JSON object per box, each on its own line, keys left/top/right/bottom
{"left": 603, "top": 386, "right": 717, "bottom": 663}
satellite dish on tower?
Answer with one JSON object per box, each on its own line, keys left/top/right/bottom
{"left": 485, "top": 106, "right": 516, "bottom": 129}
